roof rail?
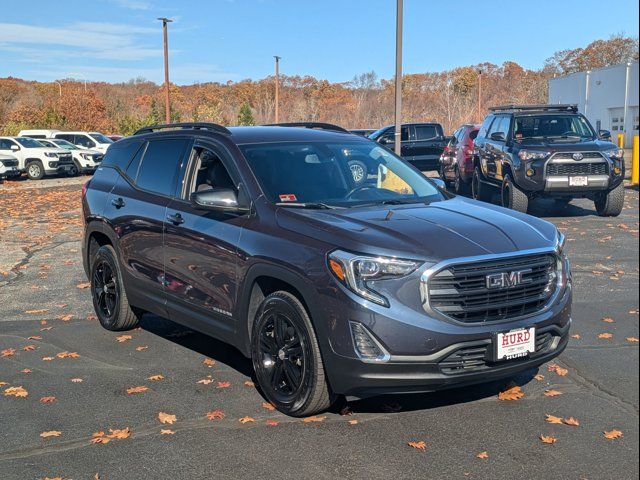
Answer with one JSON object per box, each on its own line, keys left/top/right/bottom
{"left": 263, "top": 122, "right": 350, "bottom": 133}
{"left": 133, "top": 122, "right": 231, "bottom": 136}
{"left": 489, "top": 104, "right": 578, "bottom": 113}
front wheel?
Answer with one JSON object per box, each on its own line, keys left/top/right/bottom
{"left": 251, "top": 291, "right": 335, "bottom": 417}
{"left": 501, "top": 174, "right": 529, "bottom": 213}
{"left": 595, "top": 183, "right": 625, "bottom": 217}
{"left": 26, "top": 161, "right": 44, "bottom": 180}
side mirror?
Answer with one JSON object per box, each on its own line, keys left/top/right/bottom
{"left": 490, "top": 132, "right": 506, "bottom": 142}
{"left": 10, "top": 145, "right": 20, "bottom": 151}
{"left": 598, "top": 129, "right": 611, "bottom": 140}
{"left": 431, "top": 178, "right": 446, "bottom": 189}
{"left": 190, "top": 188, "right": 249, "bottom": 213}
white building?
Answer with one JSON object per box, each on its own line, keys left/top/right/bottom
{"left": 549, "top": 62, "right": 638, "bottom": 147}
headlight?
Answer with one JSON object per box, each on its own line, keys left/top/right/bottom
{"left": 44, "top": 152, "right": 58, "bottom": 158}
{"left": 603, "top": 148, "right": 624, "bottom": 160}
{"left": 556, "top": 231, "right": 566, "bottom": 253}
{"left": 80, "top": 153, "right": 90, "bottom": 160}
{"left": 518, "top": 150, "right": 551, "bottom": 161}
{"left": 328, "top": 250, "right": 422, "bottom": 306}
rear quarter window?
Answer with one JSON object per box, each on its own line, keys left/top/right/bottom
{"left": 101, "top": 140, "right": 144, "bottom": 171}
{"left": 415, "top": 125, "right": 439, "bottom": 141}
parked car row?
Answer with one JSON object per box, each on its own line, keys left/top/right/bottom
{"left": 0, "top": 129, "right": 115, "bottom": 182}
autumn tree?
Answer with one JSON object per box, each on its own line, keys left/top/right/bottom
{"left": 236, "top": 102, "right": 255, "bottom": 126}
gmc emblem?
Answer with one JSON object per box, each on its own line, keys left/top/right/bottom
{"left": 486, "top": 269, "right": 533, "bottom": 289}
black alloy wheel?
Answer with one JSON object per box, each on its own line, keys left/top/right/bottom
{"left": 92, "top": 260, "right": 118, "bottom": 319}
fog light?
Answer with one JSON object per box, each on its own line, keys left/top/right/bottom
{"left": 526, "top": 168, "right": 535, "bottom": 177}
{"left": 614, "top": 167, "right": 622, "bottom": 175}
{"left": 349, "top": 322, "right": 389, "bottom": 363}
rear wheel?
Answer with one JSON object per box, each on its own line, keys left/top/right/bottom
{"left": 90, "top": 245, "right": 142, "bottom": 331}
{"left": 472, "top": 167, "right": 492, "bottom": 202}
{"left": 454, "top": 166, "right": 471, "bottom": 195}
{"left": 501, "top": 174, "right": 529, "bottom": 213}
{"left": 251, "top": 291, "right": 335, "bottom": 417}
{"left": 595, "top": 183, "right": 625, "bottom": 217}
{"left": 26, "top": 161, "right": 44, "bottom": 180}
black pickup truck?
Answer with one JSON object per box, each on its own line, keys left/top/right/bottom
{"left": 369, "top": 123, "right": 449, "bottom": 171}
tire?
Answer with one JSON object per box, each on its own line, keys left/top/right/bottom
{"left": 454, "top": 166, "right": 471, "bottom": 195}
{"left": 69, "top": 160, "right": 81, "bottom": 177}
{"left": 595, "top": 183, "right": 625, "bottom": 217}
{"left": 26, "top": 161, "right": 44, "bottom": 180}
{"left": 472, "top": 167, "right": 492, "bottom": 202}
{"left": 90, "top": 245, "right": 141, "bottom": 331}
{"left": 251, "top": 291, "right": 335, "bottom": 417}
{"left": 348, "top": 160, "right": 367, "bottom": 186}
{"left": 501, "top": 174, "right": 529, "bottom": 213}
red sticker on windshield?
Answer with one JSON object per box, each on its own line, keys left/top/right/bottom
{"left": 279, "top": 194, "right": 297, "bottom": 202}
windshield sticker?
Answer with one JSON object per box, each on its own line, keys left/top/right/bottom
{"left": 279, "top": 194, "right": 298, "bottom": 202}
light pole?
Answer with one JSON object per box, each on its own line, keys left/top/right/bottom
{"left": 158, "top": 17, "right": 173, "bottom": 124}
{"left": 394, "top": 0, "right": 403, "bottom": 156}
{"left": 274, "top": 56, "right": 281, "bottom": 123}
{"left": 54, "top": 81, "right": 62, "bottom": 97}
{"left": 477, "top": 69, "right": 482, "bottom": 122}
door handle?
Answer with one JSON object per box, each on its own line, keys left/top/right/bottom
{"left": 167, "top": 213, "right": 185, "bottom": 225}
{"left": 111, "top": 197, "right": 125, "bottom": 209}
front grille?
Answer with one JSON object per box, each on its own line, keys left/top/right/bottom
{"left": 552, "top": 152, "right": 603, "bottom": 160}
{"left": 439, "top": 331, "right": 555, "bottom": 375}
{"left": 547, "top": 162, "right": 608, "bottom": 176}
{"left": 57, "top": 154, "right": 73, "bottom": 165}
{"left": 426, "top": 253, "right": 558, "bottom": 324}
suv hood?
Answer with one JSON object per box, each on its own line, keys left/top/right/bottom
{"left": 28, "top": 147, "right": 72, "bottom": 155}
{"left": 276, "top": 197, "right": 558, "bottom": 262}
{"left": 516, "top": 138, "right": 615, "bottom": 151}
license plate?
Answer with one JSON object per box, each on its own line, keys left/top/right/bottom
{"left": 494, "top": 327, "right": 536, "bottom": 361}
{"left": 569, "top": 176, "right": 588, "bottom": 186}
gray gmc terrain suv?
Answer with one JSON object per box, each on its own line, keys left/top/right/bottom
{"left": 82, "top": 122, "right": 572, "bottom": 416}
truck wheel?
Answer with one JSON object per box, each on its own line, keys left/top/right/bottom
{"left": 69, "top": 160, "right": 81, "bottom": 177}
{"left": 251, "top": 291, "right": 335, "bottom": 417}
{"left": 90, "top": 245, "right": 142, "bottom": 331}
{"left": 472, "top": 167, "right": 492, "bottom": 202}
{"left": 502, "top": 174, "right": 529, "bottom": 213}
{"left": 26, "top": 161, "right": 45, "bottom": 180}
{"left": 595, "top": 183, "right": 625, "bottom": 217}
{"left": 454, "top": 166, "right": 471, "bottom": 195}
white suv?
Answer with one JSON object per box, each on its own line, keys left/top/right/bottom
{"left": 0, "top": 137, "right": 75, "bottom": 180}
{"left": 50, "top": 131, "right": 114, "bottom": 153}
{"left": 37, "top": 138, "right": 103, "bottom": 175}
{"left": 0, "top": 154, "right": 21, "bottom": 183}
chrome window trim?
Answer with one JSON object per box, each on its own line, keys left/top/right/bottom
{"left": 420, "top": 246, "right": 563, "bottom": 326}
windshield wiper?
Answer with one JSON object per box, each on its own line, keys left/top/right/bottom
{"left": 275, "top": 202, "right": 342, "bottom": 210}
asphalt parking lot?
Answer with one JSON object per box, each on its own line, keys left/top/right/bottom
{"left": 0, "top": 175, "right": 638, "bottom": 480}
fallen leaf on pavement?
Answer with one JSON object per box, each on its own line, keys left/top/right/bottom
{"left": 203, "top": 358, "right": 215, "bottom": 366}
{"left": 545, "top": 414, "right": 564, "bottom": 424}
{"left": 158, "top": 412, "right": 177, "bottom": 425}
{"left": 540, "top": 435, "right": 557, "bottom": 444}
{"left": 217, "top": 381, "right": 231, "bottom": 389}
{"left": 302, "top": 415, "right": 327, "bottom": 423}
{"left": 244, "top": 380, "right": 255, "bottom": 387}
{"left": 147, "top": 375, "right": 164, "bottom": 381}
{"left": 206, "top": 410, "right": 225, "bottom": 420}
{"left": 544, "top": 389, "right": 564, "bottom": 397}
{"left": 408, "top": 441, "right": 426, "bottom": 451}
{"left": 1, "top": 348, "right": 16, "bottom": 357}
{"left": 476, "top": 451, "right": 489, "bottom": 459}
{"left": 239, "top": 416, "right": 255, "bottom": 424}
{"left": 25, "top": 309, "right": 48, "bottom": 314}
{"left": 4, "top": 386, "right": 28, "bottom": 397}
{"left": 262, "top": 402, "right": 276, "bottom": 411}
{"left": 603, "top": 429, "right": 623, "bottom": 440}
{"left": 626, "top": 337, "right": 639, "bottom": 343}
{"left": 348, "top": 419, "right": 359, "bottom": 426}
{"left": 135, "top": 346, "right": 148, "bottom": 351}
{"left": 56, "top": 351, "right": 80, "bottom": 359}
{"left": 602, "top": 317, "right": 615, "bottom": 323}
{"left": 21, "top": 368, "right": 31, "bottom": 374}
{"left": 116, "top": 335, "right": 132, "bottom": 343}
{"left": 498, "top": 384, "right": 525, "bottom": 401}
{"left": 197, "top": 378, "right": 213, "bottom": 385}
{"left": 571, "top": 334, "right": 581, "bottom": 340}
{"left": 266, "top": 420, "right": 279, "bottom": 427}
{"left": 108, "top": 427, "right": 131, "bottom": 439}
{"left": 76, "top": 282, "right": 91, "bottom": 289}
{"left": 598, "top": 333, "right": 613, "bottom": 339}
{"left": 40, "top": 431, "right": 62, "bottom": 438}
{"left": 70, "top": 378, "right": 83, "bottom": 383}
{"left": 22, "top": 345, "right": 37, "bottom": 351}
{"left": 534, "top": 374, "right": 545, "bottom": 381}
{"left": 40, "top": 396, "right": 57, "bottom": 403}
{"left": 563, "top": 417, "right": 580, "bottom": 427}
{"left": 548, "top": 364, "right": 568, "bottom": 376}
{"left": 160, "top": 429, "right": 175, "bottom": 435}
{"left": 126, "top": 386, "right": 148, "bottom": 394}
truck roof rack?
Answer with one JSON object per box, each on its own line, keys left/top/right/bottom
{"left": 133, "top": 122, "right": 231, "bottom": 136}
{"left": 489, "top": 104, "right": 578, "bottom": 113}
{"left": 263, "top": 122, "right": 350, "bottom": 133}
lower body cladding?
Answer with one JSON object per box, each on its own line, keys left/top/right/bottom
{"left": 317, "top": 284, "right": 572, "bottom": 399}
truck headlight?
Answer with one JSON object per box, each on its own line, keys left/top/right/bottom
{"left": 80, "top": 153, "right": 91, "bottom": 160}
{"left": 328, "top": 250, "right": 422, "bottom": 307}
{"left": 603, "top": 148, "right": 624, "bottom": 160}
{"left": 518, "top": 150, "right": 551, "bottom": 161}
{"left": 44, "top": 152, "right": 58, "bottom": 158}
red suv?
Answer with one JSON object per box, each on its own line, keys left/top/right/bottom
{"left": 439, "top": 124, "right": 479, "bottom": 194}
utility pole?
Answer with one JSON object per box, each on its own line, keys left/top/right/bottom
{"left": 394, "top": 0, "right": 403, "bottom": 156}
{"left": 274, "top": 56, "right": 281, "bottom": 123}
{"left": 477, "top": 69, "right": 482, "bottom": 122}
{"left": 54, "top": 81, "right": 62, "bottom": 97}
{"left": 158, "top": 17, "right": 173, "bottom": 124}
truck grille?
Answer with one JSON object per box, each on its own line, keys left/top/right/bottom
{"left": 552, "top": 152, "right": 603, "bottom": 160}
{"left": 547, "top": 162, "right": 608, "bottom": 176}
{"left": 439, "top": 331, "right": 555, "bottom": 375}
{"left": 425, "top": 253, "right": 558, "bottom": 324}
{"left": 57, "top": 154, "right": 73, "bottom": 165}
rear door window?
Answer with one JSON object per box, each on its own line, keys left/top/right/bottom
{"left": 135, "top": 139, "right": 189, "bottom": 197}
{"left": 415, "top": 125, "right": 439, "bottom": 141}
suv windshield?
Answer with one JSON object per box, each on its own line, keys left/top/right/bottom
{"left": 240, "top": 141, "right": 444, "bottom": 208}
{"left": 89, "top": 133, "right": 114, "bottom": 144}
{"left": 15, "top": 137, "right": 49, "bottom": 148}
{"left": 514, "top": 115, "right": 595, "bottom": 141}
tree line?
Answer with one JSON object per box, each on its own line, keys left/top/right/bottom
{"left": 0, "top": 35, "right": 637, "bottom": 136}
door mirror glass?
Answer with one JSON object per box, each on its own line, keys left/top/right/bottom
{"left": 379, "top": 137, "right": 392, "bottom": 145}
{"left": 431, "top": 178, "right": 446, "bottom": 189}
{"left": 598, "top": 129, "right": 611, "bottom": 140}
{"left": 490, "top": 132, "right": 506, "bottom": 142}
{"left": 10, "top": 145, "right": 20, "bottom": 151}
{"left": 190, "top": 188, "right": 247, "bottom": 212}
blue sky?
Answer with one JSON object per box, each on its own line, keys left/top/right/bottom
{"left": 0, "top": 0, "right": 638, "bottom": 85}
